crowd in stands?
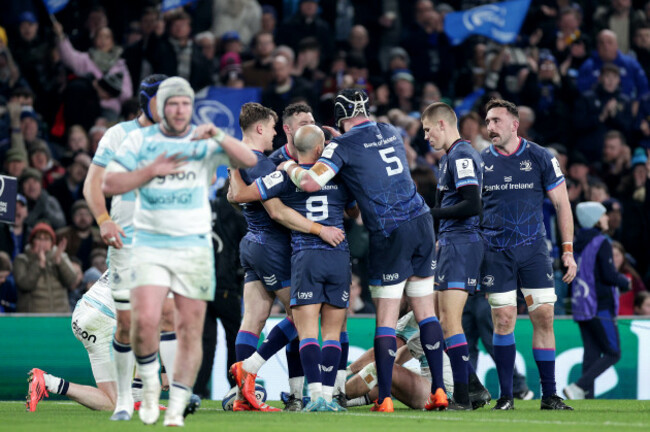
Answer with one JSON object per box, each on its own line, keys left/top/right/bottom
{"left": 0, "top": 0, "right": 649, "bottom": 317}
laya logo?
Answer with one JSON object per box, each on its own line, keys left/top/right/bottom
{"left": 520, "top": 160, "right": 532, "bottom": 172}
{"left": 156, "top": 171, "right": 197, "bottom": 184}
{"left": 482, "top": 275, "right": 495, "bottom": 287}
{"left": 383, "top": 273, "right": 399, "bottom": 282}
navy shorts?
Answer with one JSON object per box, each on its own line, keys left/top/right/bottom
{"left": 434, "top": 236, "right": 483, "bottom": 295}
{"left": 480, "top": 238, "right": 554, "bottom": 293}
{"left": 240, "top": 237, "right": 291, "bottom": 291}
{"left": 290, "top": 249, "right": 351, "bottom": 308}
{"left": 368, "top": 213, "right": 435, "bottom": 286}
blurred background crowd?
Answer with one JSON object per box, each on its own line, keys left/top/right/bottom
{"left": 0, "top": 0, "right": 649, "bottom": 319}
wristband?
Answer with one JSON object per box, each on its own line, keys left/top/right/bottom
{"left": 96, "top": 212, "right": 111, "bottom": 226}
{"left": 562, "top": 242, "right": 573, "bottom": 254}
{"left": 282, "top": 160, "right": 297, "bottom": 172}
{"left": 212, "top": 128, "right": 226, "bottom": 145}
{"left": 309, "top": 222, "right": 323, "bottom": 235}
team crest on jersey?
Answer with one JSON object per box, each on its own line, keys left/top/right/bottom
{"left": 520, "top": 160, "right": 532, "bottom": 172}
{"left": 504, "top": 176, "right": 512, "bottom": 182}
{"left": 262, "top": 172, "right": 284, "bottom": 190}
{"left": 456, "top": 158, "right": 475, "bottom": 178}
{"left": 482, "top": 275, "right": 495, "bottom": 287}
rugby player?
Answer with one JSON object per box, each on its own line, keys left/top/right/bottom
{"left": 268, "top": 102, "right": 315, "bottom": 165}
{"left": 102, "top": 77, "right": 256, "bottom": 426}
{"left": 480, "top": 98, "right": 576, "bottom": 410}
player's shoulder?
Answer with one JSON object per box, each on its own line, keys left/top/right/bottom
{"left": 450, "top": 140, "right": 480, "bottom": 159}
{"left": 259, "top": 170, "right": 288, "bottom": 190}
{"left": 523, "top": 139, "right": 553, "bottom": 160}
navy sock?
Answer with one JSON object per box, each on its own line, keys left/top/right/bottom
{"left": 321, "top": 340, "right": 341, "bottom": 388}
{"left": 374, "top": 327, "right": 397, "bottom": 403}
{"left": 339, "top": 332, "right": 349, "bottom": 371}
{"left": 418, "top": 317, "right": 445, "bottom": 392}
{"left": 235, "top": 331, "right": 259, "bottom": 361}
{"left": 533, "top": 348, "right": 556, "bottom": 398}
{"left": 445, "top": 333, "right": 470, "bottom": 404}
{"left": 258, "top": 318, "right": 297, "bottom": 361}
{"left": 299, "top": 338, "right": 322, "bottom": 386}
{"left": 286, "top": 337, "right": 303, "bottom": 378}
{"left": 493, "top": 333, "right": 516, "bottom": 399}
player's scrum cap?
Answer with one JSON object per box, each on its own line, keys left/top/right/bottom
{"left": 139, "top": 74, "right": 168, "bottom": 123}
{"left": 334, "top": 88, "right": 369, "bottom": 129}
{"left": 156, "top": 76, "right": 195, "bottom": 121}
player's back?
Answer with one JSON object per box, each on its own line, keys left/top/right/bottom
{"left": 481, "top": 138, "right": 565, "bottom": 250}
{"left": 320, "top": 121, "right": 427, "bottom": 236}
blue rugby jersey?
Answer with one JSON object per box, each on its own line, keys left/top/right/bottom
{"left": 239, "top": 151, "right": 290, "bottom": 244}
{"left": 317, "top": 121, "right": 428, "bottom": 236}
{"left": 255, "top": 167, "right": 355, "bottom": 252}
{"left": 436, "top": 139, "right": 483, "bottom": 238}
{"left": 268, "top": 144, "right": 298, "bottom": 166}
{"left": 480, "top": 138, "right": 565, "bottom": 250}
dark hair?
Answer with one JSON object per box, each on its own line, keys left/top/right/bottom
{"left": 485, "top": 98, "right": 519, "bottom": 120}
{"left": 0, "top": 251, "right": 12, "bottom": 272}
{"left": 282, "top": 102, "right": 313, "bottom": 124}
{"left": 634, "top": 291, "right": 650, "bottom": 311}
{"left": 239, "top": 102, "right": 278, "bottom": 131}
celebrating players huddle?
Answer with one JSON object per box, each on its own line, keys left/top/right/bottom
{"left": 27, "top": 80, "right": 576, "bottom": 425}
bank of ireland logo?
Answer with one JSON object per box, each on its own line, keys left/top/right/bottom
{"left": 192, "top": 98, "right": 236, "bottom": 137}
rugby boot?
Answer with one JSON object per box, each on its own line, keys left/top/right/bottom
{"left": 26, "top": 368, "right": 49, "bottom": 412}
{"left": 303, "top": 397, "right": 327, "bottom": 412}
{"left": 233, "top": 398, "right": 257, "bottom": 411}
{"left": 333, "top": 392, "right": 348, "bottom": 408}
{"left": 282, "top": 394, "right": 305, "bottom": 412}
{"left": 133, "top": 401, "right": 167, "bottom": 411}
{"left": 371, "top": 397, "right": 394, "bottom": 412}
{"left": 514, "top": 389, "right": 534, "bottom": 400}
{"left": 138, "top": 378, "right": 161, "bottom": 425}
{"left": 492, "top": 396, "right": 514, "bottom": 410}
{"left": 446, "top": 399, "right": 472, "bottom": 410}
{"left": 562, "top": 383, "right": 585, "bottom": 400}
{"left": 322, "top": 400, "right": 347, "bottom": 412}
{"left": 109, "top": 410, "right": 131, "bottom": 421}
{"left": 424, "top": 388, "right": 449, "bottom": 411}
{"left": 163, "top": 413, "right": 184, "bottom": 427}
{"left": 241, "top": 374, "right": 280, "bottom": 411}
{"left": 468, "top": 374, "right": 491, "bottom": 409}
{"left": 541, "top": 394, "right": 573, "bottom": 410}
{"left": 183, "top": 394, "right": 201, "bottom": 417}
{"left": 229, "top": 361, "right": 250, "bottom": 390}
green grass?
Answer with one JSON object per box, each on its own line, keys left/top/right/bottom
{"left": 3, "top": 400, "right": 650, "bottom": 432}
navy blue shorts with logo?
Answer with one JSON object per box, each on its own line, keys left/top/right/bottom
{"left": 240, "top": 236, "right": 291, "bottom": 291}
{"left": 434, "top": 235, "right": 483, "bottom": 295}
{"left": 480, "top": 238, "right": 554, "bottom": 293}
{"left": 290, "top": 249, "right": 351, "bottom": 308}
{"left": 368, "top": 213, "right": 435, "bottom": 286}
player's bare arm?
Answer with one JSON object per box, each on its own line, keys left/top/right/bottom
{"left": 102, "top": 152, "right": 187, "bottom": 197}
{"left": 193, "top": 123, "right": 257, "bottom": 168}
{"left": 83, "top": 163, "right": 126, "bottom": 248}
{"left": 547, "top": 181, "right": 577, "bottom": 283}
{"left": 282, "top": 161, "right": 336, "bottom": 192}
{"left": 227, "top": 169, "right": 261, "bottom": 203}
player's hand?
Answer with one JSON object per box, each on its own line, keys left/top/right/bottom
{"left": 150, "top": 152, "right": 187, "bottom": 177}
{"left": 54, "top": 237, "right": 67, "bottom": 265}
{"left": 561, "top": 253, "right": 577, "bottom": 283}
{"left": 192, "top": 123, "right": 219, "bottom": 141}
{"left": 322, "top": 126, "right": 341, "bottom": 138}
{"left": 319, "top": 226, "right": 345, "bottom": 247}
{"left": 100, "top": 220, "right": 125, "bottom": 249}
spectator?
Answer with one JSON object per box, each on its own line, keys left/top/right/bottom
{"left": 616, "top": 146, "right": 647, "bottom": 198}
{"left": 55, "top": 200, "right": 104, "bottom": 271}
{"left": 459, "top": 111, "right": 490, "bottom": 152}
{"left": 613, "top": 241, "right": 647, "bottom": 315}
{"left": 14, "top": 222, "right": 78, "bottom": 313}
{"left": 631, "top": 25, "right": 650, "bottom": 79}
{"left": 348, "top": 273, "right": 374, "bottom": 315}
{"left": 577, "top": 30, "right": 648, "bottom": 104}
{"left": 564, "top": 202, "right": 630, "bottom": 400}
{"left": 260, "top": 5, "right": 277, "bottom": 35}
{"left": 53, "top": 21, "right": 133, "bottom": 121}
{"left": 2, "top": 148, "right": 27, "bottom": 178}
{"left": 123, "top": 7, "right": 163, "bottom": 92}
{"left": 66, "top": 125, "right": 90, "bottom": 153}
{"left": 598, "top": 130, "right": 632, "bottom": 194}
{"left": 634, "top": 291, "right": 650, "bottom": 315}
{"left": 294, "top": 37, "right": 326, "bottom": 86}
{"left": 0, "top": 251, "right": 15, "bottom": 312}
{"left": 574, "top": 64, "right": 633, "bottom": 162}
{"left": 602, "top": 197, "right": 623, "bottom": 240}
{"left": 594, "top": 0, "right": 646, "bottom": 54}
{"left": 10, "top": 107, "right": 52, "bottom": 161}
{"left": 211, "top": 0, "right": 261, "bottom": 47}
{"left": 219, "top": 52, "right": 244, "bottom": 88}
{"left": 8, "top": 12, "right": 49, "bottom": 101}
{"left": 147, "top": 11, "right": 213, "bottom": 91}
{"left": 517, "top": 106, "right": 541, "bottom": 143}
{"left": 389, "top": 70, "right": 417, "bottom": 113}
{"left": 0, "top": 43, "right": 23, "bottom": 101}
{"left": 47, "top": 150, "right": 90, "bottom": 223}
{"left": 194, "top": 31, "right": 219, "bottom": 85}
{"left": 0, "top": 194, "right": 29, "bottom": 260}
{"left": 19, "top": 168, "right": 66, "bottom": 230}
{"left": 89, "top": 248, "right": 107, "bottom": 274}
{"left": 69, "top": 6, "right": 109, "bottom": 52}
{"left": 29, "top": 141, "right": 65, "bottom": 189}
{"left": 242, "top": 32, "right": 276, "bottom": 88}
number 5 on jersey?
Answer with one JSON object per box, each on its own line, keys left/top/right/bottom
{"left": 379, "top": 147, "right": 404, "bottom": 176}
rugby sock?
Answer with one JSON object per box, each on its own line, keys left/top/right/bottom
{"left": 43, "top": 373, "right": 68, "bottom": 395}
{"left": 167, "top": 382, "right": 192, "bottom": 419}
{"left": 493, "top": 333, "right": 516, "bottom": 398}
{"left": 286, "top": 338, "right": 304, "bottom": 399}
{"left": 374, "top": 326, "right": 397, "bottom": 403}
{"left": 335, "top": 332, "right": 349, "bottom": 395}
{"left": 112, "top": 337, "right": 135, "bottom": 409}
{"left": 445, "top": 333, "right": 470, "bottom": 405}
{"left": 131, "top": 377, "right": 143, "bottom": 402}
{"left": 235, "top": 331, "right": 259, "bottom": 361}
{"left": 159, "top": 331, "right": 177, "bottom": 383}
{"left": 321, "top": 340, "right": 341, "bottom": 402}
{"left": 346, "top": 394, "right": 372, "bottom": 407}
{"left": 254, "top": 318, "right": 298, "bottom": 366}
{"left": 299, "top": 338, "right": 322, "bottom": 399}
{"left": 135, "top": 352, "right": 160, "bottom": 384}
{"left": 418, "top": 317, "right": 446, "bottom": 392}
{"left": 533, "top": 348, "right": 556, "bottom": 398}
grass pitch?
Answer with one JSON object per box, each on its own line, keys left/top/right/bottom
{"left": 3, "top": 399, "right": 649, "bottom": 432}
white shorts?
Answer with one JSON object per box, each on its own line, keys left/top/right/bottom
{"left": 71, "top": 299, "right": 116, "bottom": 383}
{"left": 108, "top": 246, "right": 135, "bottom": 308}
{"left": 131, "top": 246, "right": 215, "bottom": 301}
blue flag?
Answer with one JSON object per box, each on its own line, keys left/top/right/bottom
{"left": 42, "top": 0, "right": 69, "bottom": 14}
{"left": 161, "top": 0, "right": 195, "bottom": 12}
{"left": 444, "top": 0, "right": 531, "bottom": 46}
{"left": 0, "top": 175, "right": 18, "bottom": 225}
{"left": 192, "top": 87, "right": 262, "bottom": 140}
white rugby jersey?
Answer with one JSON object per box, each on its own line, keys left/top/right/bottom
{"left": 111, "top": 124, "right": 223, "bottom": 248}
{"left": 81, "top": 270, "right": 116, "bottom": 319}
{"left": 92, "top": 119, "right": 141, "bottom": 246}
